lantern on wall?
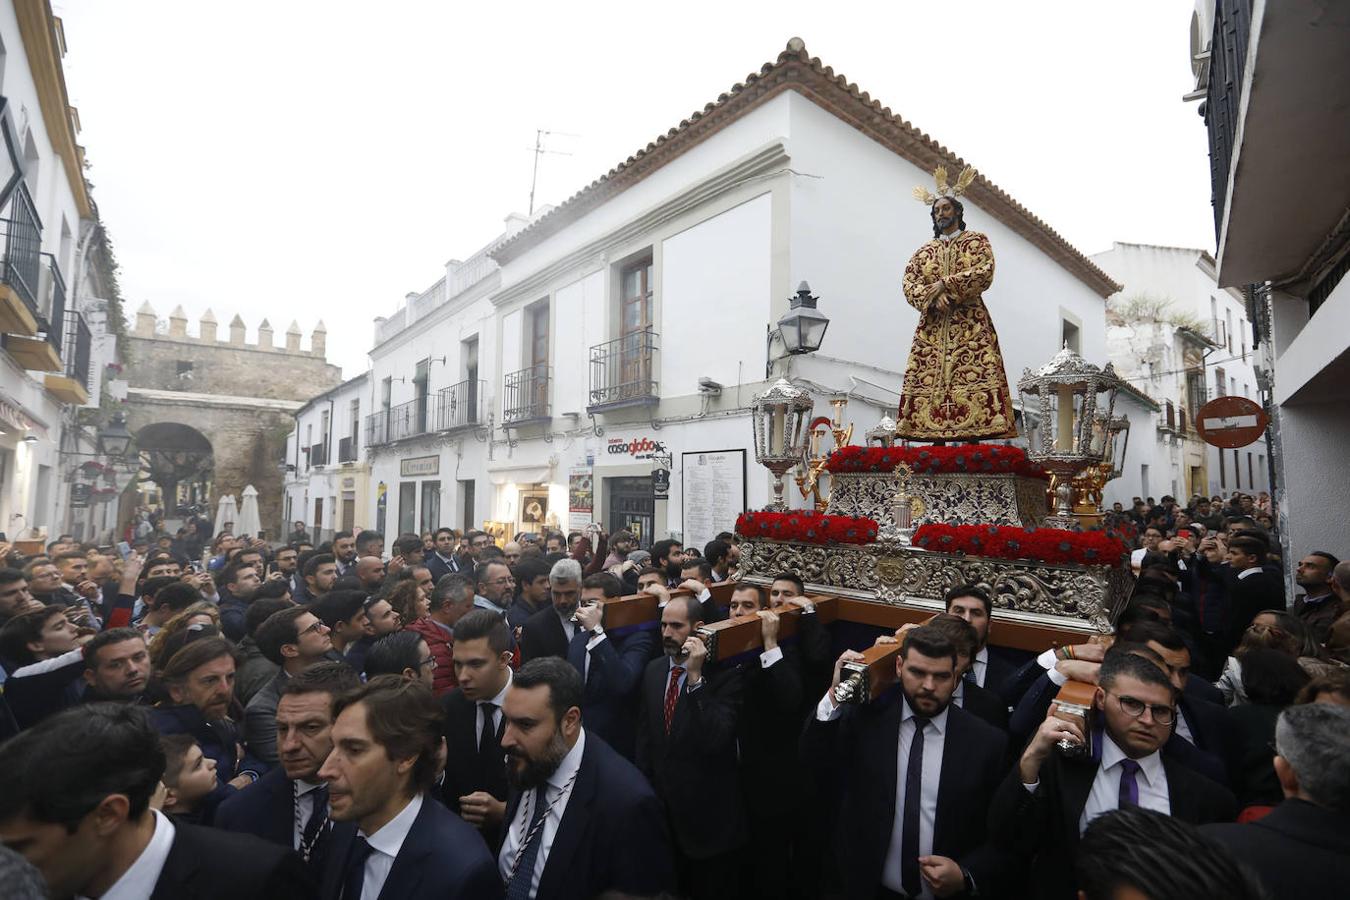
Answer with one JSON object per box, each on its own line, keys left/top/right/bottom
{"left": 751, "top": 378, "right": 814, "bottom": 511}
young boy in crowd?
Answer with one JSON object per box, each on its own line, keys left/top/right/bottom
{"left": 157, "top": 733, "right": 219, "bottom": 824}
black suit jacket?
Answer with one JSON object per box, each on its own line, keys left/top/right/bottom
{"left": 1224, "top": 569, "right": 1285, "bottom": 651}
{"left": 737, "top": 644, "right": 807, "bottom": 819}
{"left": 981, "top": 649, "right": 1018, "bottom": 699}
{"left": 520, "top": 605, "right": 571, "bottom": 663}
{"left": 802, "top": 690, "right": 1011, "bottom": 898}
{"left": 439, "top": 688, "right": 509, "bottom": 837}
{"left": 568, "top": 626, "right": 655, "bottom": 760}
{"left": 503, "top": 731, "right": 676, "bottom": 900}
{"left": 321, "top": 796, "right": 500, "bottom": 900}
{"left": 150, "top": 819, "right": 314, "bottom": 899}
{"left": 988, "top": 744, "right": 1238, "bottom": 900}
{"left": 1202, "top": 798, "right": 1350, "bottom": 897}
{"left": 960, "top": 680, "right": 1010, "bottom": 731}
{"left": 636, "top": 656, "right": 746, "bottom": 859}
{"left": 213, "top": 766, "right": 294, "bottom": 848}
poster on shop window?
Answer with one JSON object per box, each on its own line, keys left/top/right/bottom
{"left": 568, "top": 468, "right": 593, "bottom": 531}
{"left": 681, "top": 450, "right": 746, "bottom": 552}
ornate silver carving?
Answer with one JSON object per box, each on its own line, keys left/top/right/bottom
{"left": 694, "top": 626, "right": 719, "bottom": 662}
{"left": 833, "top": 661, "right": 870, "bottom": 705}
{"left": 738, "top": 538, "right": 1125, "bottom": 633}
{"left": 828, "top": 472, "right": 1048, "bottom": 529}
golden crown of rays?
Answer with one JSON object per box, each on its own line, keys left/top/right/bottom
{"left": 912, "top": 165, "right": 976, "bottom": 205}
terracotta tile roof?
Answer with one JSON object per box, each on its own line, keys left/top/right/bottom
{"left": 490, "top": 38, "right": 1122, "bottom": 298}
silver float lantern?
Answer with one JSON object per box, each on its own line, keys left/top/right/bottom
{"left": 751, "top": 378, "right": 814, "bottom": 511}
{"left": 1017, "top": 346, "right": 1123, "bottom": 529}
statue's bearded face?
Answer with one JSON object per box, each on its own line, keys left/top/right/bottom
{"left": 932, "top": 198, "right": 959, "bottom": 232}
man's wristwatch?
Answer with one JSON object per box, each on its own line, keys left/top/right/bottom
{"left": 590, "top": 624, "right": 604, "bottom": 638}
{"left": 962, "top": 867, "right": 978, "bottom": 895}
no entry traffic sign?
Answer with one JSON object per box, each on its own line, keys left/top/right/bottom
{"left": 1196, "top": 396, "right": 1269, "bottom": 449}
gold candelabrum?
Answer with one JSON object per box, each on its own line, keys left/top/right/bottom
{"left": 795, "top": 398, "right": 853, "bottom": 512}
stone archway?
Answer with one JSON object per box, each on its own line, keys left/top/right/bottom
{"left": 134, "top": 422, "right": 215, "bottom": 518}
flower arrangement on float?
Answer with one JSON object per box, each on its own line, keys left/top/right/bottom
{"left": 735, "top": 510, "right": 880, "bottom": 546}
{"left": 824, "top": 444, "right": 1050, "bottom": 479}
{"left": 911, "top": 523, "right": 1128, "bottom": 568}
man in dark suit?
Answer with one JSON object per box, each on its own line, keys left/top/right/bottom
{"left": 425, "top": 528, "right": 464, "bottom": 583}
{"left": 439, "top": 609, "right": 514, "bottom": 845}
{"left": 1202, "top": 703, "right": 1350, "bottom": 897}
{"left": 1222, "top": 534, "right": 1285, "bottom": 653}
{"left": 989, "top": 651, "right": 1237, "bottom": 900}
{"left": 520, "top": 559, "right": 582, "bottom": 663}
{"left": 497, "top": 656, "right": 674, "bottom": 899}
{"left": 945, "top": 583, "right": 1016, "bottom": 695}
{"left": 804, "top": 626, "right": 1010, "bottom": 899}
{"left": 319, "top": 675, "right": 500, "bottom": 899}
{"left": 924, "top": 613, "right": 1010, "bottom": 731}
{"left": 0, "top": 703, "right": 313, "bottom": 899}
{"left": 637, "top": 592, "right": 746, "bottom": 899}
{"left": 244, "top": 606, "right": 336, "bottom": 764}
{"left": 217, "top": 662, "right": 360, "bottom": 879}
{"left": 567, "top": 572, "right": 655, "bottom": 760}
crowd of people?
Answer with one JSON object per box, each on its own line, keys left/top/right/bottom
{"left": 0, "top": 500, "right": 1344, "bottom": 899}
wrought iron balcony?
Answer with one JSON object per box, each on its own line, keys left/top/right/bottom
{"left": 588, "top": 328, "right": 659, "bottom": 412}
{"left": 309, "top": 442, "right": 328, "bottom": 467}
{"left": 42, "top": 308, "right": 90, "bottom": 405}
{"left": 1, "top": 182, "right": 42, "bottom": 319}
{"left": 364, "top": 380, "right": 484, "bottom": 446}
{"left": 503, "top": 364, "right": 551, "bottom": 424}
{"left": 4, "top": 253, "right": 65, "bottom": 372}
{"left": 337, "top": 436, "right": 358, "bottom": 463}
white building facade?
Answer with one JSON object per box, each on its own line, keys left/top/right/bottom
{"left": 1190, "top": 0, "right": 1350, "bottom": 566}
{"left": 1092, "top": 242, "right": 1269, "bottom": 505}
{"left": 0, "top": 2, "right": 119, "bottom": 546}
{"left": 342, "top": 41, "right": 1121, "bottom": 549}
{"left": 282, "top": 372, "right": 371, "bottom": 546}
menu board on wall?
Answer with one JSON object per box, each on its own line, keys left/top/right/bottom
{"left": 681, "top": 450, "right": 746, "bottom": 552}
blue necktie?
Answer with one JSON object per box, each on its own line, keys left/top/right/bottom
{"left": 900, "top": 716, "right": 929, "bottom": 897}
{"left": 1118, "top": 758, "right": 1142, "bottom": 808}
{"left": 341, "top": 835, "right": 373, "bottom": 900}
{"left": 505, "top": 787, "right": 549, "bottom": 900}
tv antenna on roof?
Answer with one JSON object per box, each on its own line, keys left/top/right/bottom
{"left": 527, "top": 129, "right": 578, "bottom": 216}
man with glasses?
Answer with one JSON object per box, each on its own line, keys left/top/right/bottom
{"left": 244, "top": 606, "right": 333, "bottom": 764}
{"left": 990, "top": 649, "right": 1237, "bottom": 900}
{"left": 474, "top": 560, "right": 515, "bottom": 618}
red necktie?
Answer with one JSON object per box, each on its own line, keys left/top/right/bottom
{"left": 664, "top": 666, "right": 684, "bottom": 735}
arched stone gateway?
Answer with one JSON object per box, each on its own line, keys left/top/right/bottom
{"left": 117, "top": 307, "right": 341, "bottom": 537}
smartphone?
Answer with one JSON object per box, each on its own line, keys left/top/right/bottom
{"left": 1176, "top": 528, "right": 1193, "bottom": 541}
{"left": 116, "top": 541, "right": 131, "bottom": 560}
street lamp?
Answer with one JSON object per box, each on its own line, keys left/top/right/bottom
{"left": 767, "top": 282, "right": 830, "bottom": 375}
{"left": 96, "top": 413, "right": 134, "bottom": 458}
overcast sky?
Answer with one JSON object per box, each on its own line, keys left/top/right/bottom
{"left": 55, "top": 1, "right": 1210, "bottom": 377}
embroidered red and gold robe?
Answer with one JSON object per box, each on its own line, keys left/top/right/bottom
{"left": 897, "top": 229, "right": 1017, "bottom": 441}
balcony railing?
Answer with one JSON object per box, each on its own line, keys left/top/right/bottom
{"left": 310, "top": 442, "right": 328, "bottom": 467}
{"left": 40, "top": 254, "right": 66, "bottom": 351}
{"left": 589, "top": 328, "right": 659, "bottom": 411}
{"left": 364, "top": 380, "right": 485, "bottom": 445}
{"left": 1, "top": 182, "right": 42, "bottom": 316}
{"left": 62, "top": 309, "right": 90, "bottom": 390}
{"left": 1204, "top": 0, "right": 1252, "bottom": 242}
{"left": 433, "top": 379, "right": 483, "bottom": 431}
{"left": 337, "top": 436, "right": 358, "bottom": 463}
{"left": 504, "top": 364, "right": 551, "bottom": 424}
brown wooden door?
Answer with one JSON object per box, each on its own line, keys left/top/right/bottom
{"left": 619, "top": 261, "right": 652, "bottom": 398}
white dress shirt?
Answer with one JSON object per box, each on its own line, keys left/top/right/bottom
{"left": 972, "top": 646, "right": 989, "bottom": 688}
{"left": 476, "top": 670, "right": 513, "bottom": 748}
{"left": 293, "top": 778, "right": 325, "bottom": 850}
{"left": 1236, "top": 566, "right": 1264, "bottom": 580}
{"left": 814, "top": 695, "right": 948, "bottom": 898}
{"left": 82, "top": 810, "right": 176, "bottom": 900}
{"left": 497, "top": 728, "right": 587, "bottom": 897}
{"left": 882, "top": 703, "right": 947, "bottom": 897}
{"left": 359, "top": 793, "right": 424, "bottom": 900}
{"left": 1077, "top": 734, "right": 1169, "bottom": 833}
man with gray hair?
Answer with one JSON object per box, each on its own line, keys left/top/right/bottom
{"left": 1202, "top": 703, "right": 1350, "bottom": 895}
{"left": 406, "top": 573, "right": 476, "bottom": 695}
{"left": 1324, "top": 561, "right": 1350, "bottom": 664}
{"left": 519, "top": 558, "right": 583, "bottom": 663}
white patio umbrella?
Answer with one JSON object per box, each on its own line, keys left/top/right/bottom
{"left": 237, "top": 485, "right": 262, "bottom": 539}
{"left": 213, "top": 493, "right": 238, "bottom": 536}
